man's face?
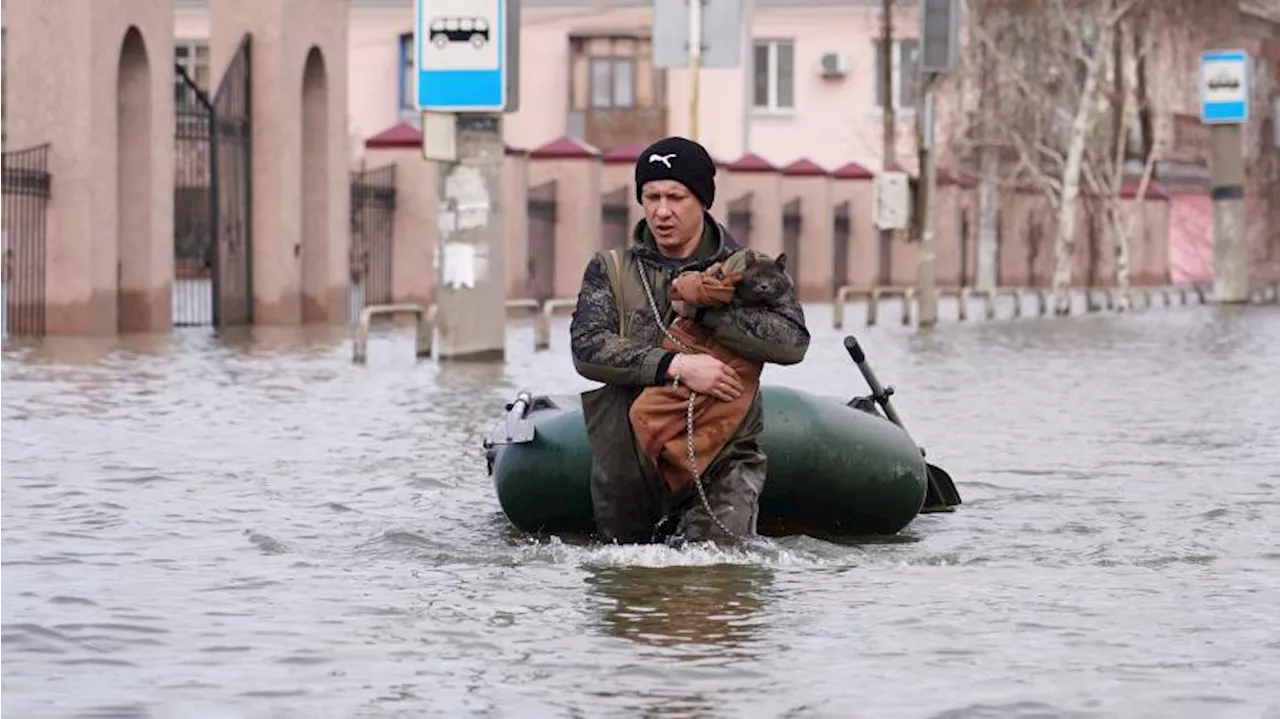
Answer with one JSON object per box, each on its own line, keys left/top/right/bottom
{"left": 641, "top": 179, "right": 703, "bottom": 255}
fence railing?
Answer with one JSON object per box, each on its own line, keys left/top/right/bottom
{"left": 833, "top": 283, "right": 1214, "bottom": 328}
{"left": 349, "top": 164, "right": 397, "bottom": 318}
{"left": 2, "top": 143, "right": 52, "bottom": 339}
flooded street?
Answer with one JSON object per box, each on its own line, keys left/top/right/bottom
{"left": 3, "top": 301, "right": 1279, "bottom": 718}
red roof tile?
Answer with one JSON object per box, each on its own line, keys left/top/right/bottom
{"left": 529, "top": 136, "right": 601, "bottom": 159}
{"left": 601, "top": 140, "right": 647, "bottom": 164}
{"left": 726, "top": 153, "right": 777, "bottom": 173}
{"left": 832, "top": 161, "right": 874, "bottom": 180}
{"left": 781, "top": 158, "right": 828, "bottom": 177}
{"left": 365, "top": 122, "right": 421, "bottom": 149}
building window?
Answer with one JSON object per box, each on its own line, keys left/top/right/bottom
{"left": 398, "top": 33, "right": 414, "bottom": 113}
{"left": 174, "top": 39, "right": 210, "bottom": 105}
{"left": 873, "top": 38, "right": 919, "bottom": 110}
{"left": 588, "top": 57, "right": 636, "bottom": 108}
{"left": 753, "top": 39, "right": 795, "bottom": 112}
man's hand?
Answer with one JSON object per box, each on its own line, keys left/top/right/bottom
{"left": 670, "top": 300, "right": 698, "bottom": 319}
{"left": 667, "top": 353, "right": 744, "bottom": 402}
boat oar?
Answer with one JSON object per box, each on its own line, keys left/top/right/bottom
{"left": 842, "top": 335, "right": 962, "bottom": 512}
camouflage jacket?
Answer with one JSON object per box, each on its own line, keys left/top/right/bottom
{"left": 569, "top": 214, "right": 810, "bottom": 388}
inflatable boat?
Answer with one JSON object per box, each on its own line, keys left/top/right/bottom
{"left": 482, "top": 336, "right": 961, "bottom": 539}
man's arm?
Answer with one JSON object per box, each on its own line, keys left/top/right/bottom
{"left": 697, "top": 285, "right": 810, "bottom": 366}
{"left": 570, "top": 254, "right": 675, "bottom": 387}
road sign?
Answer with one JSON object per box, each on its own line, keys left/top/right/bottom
{"left": 1199, "top": 50, "right": 1249, "bottom": 124}
{"left": 653, "top": 0, "right": 744, "bottom": 69}
{"left": 414, "top": 0, "right": 520, "bottom": 112}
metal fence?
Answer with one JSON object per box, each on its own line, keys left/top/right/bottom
{"left": 601, "top": 186, "right": 629, "bottom": 252}
{"left": 527, "top": 181, "right": 557, "bottom": 302}
{"left": 170, "top": 35, "right": 254, "bottom": 329}
{"left": 782, "top": 197, "right": 801, "bottom": 290}
{"left": 349, "top": 164, "right": 397, "bottom": 315}
{"left": 2, "top": 143, "right": 51, "bottom": 338}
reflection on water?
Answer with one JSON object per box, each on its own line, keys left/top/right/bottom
{"left": 585, "top": 564, "right": 772, "bottom": 659}
{"left": 4, "top": 303, "right": 1280, "bottom": 717}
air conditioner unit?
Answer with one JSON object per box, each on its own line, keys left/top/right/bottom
{"left": 819, "top": 52, "right": 849, "bottom": 78}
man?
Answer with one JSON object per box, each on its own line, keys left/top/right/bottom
{"left": 569, "top": 136, "right": 811, "bottom": 545}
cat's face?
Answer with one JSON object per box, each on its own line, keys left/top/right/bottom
{"left": 736, "top": 252, "right": 791, "bottom": 306}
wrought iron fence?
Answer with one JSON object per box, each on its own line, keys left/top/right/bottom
{"left": 170, "top": 35, "right": 253, "bottom": 329}
{"left": 527, "top": 181, "right": 558, "bottom": 302}
{"left": 2, "top": 143, "right": 51, "bottom": 338}
{"left": 174, "top": 64, "right": 216, "bottom": 326}
{"left": 349, "top": 164, "right": 397, "bottom": 314}
{"left": 601, "top": 186, "right": 630, "bottom": 252}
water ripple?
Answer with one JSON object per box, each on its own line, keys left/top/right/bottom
{"left": 4, "top": 308, "right": 1280, "bottom": 717}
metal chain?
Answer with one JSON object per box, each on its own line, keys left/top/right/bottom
{"left": 636, "top": 263, "right": 737, "bottom": 539}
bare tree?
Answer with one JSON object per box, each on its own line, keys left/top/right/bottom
{"left": 953, "top": 0, "right": 1221, "bottom": 312}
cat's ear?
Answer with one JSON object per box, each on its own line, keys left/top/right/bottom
{"left": 744, "top": 251, "right": 757, "bottom": 266}
{"left": 775, "top": 252, "right": 787, "bottom": 270}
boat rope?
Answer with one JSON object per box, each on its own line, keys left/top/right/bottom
{"left": 636, "top": 262, "right": 738, "bottom": 540}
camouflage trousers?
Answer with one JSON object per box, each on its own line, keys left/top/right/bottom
{"left": 584, "top": 384, "right": 766, "bottom": 545}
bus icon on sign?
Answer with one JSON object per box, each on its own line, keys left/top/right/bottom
{"left": 430, "top": 17, "right": 490, "bottom": 49}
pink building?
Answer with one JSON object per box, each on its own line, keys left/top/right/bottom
{"left": 156, "top": 0, "right": 926, "bottom": 172}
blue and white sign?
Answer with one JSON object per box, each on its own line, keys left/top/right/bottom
{"left": 414, "top": 0, "right": 519, "bottom": 112}
{"left": 1199, "top": 50, "right": 1249, "bottom": 124}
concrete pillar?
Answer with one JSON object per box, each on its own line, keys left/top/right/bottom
{"left": 934, "top": 170, "right": 977, "bottom": 289}
{"left": 601, "top": 141, "right": 647, "bottom": 230}
{"left": 830, "top": 161, "right": 877, "bottom": 293}
{"left": 527, "top": 137, "right": 603, "bottom": 300}
{"left": 5, "top": 0, "right": 175, "bottom": 335}
{"left": 434, "top": 115, "right": 508, "bottom": 361}
{"left": 780, "top": 159, "right": 833, "bottom": 301}
{"left": 363, "top": 122, "right": 438, "bottom": 309}
{"left": 211, "top": 0, "right": 349, "bottom": 325}
{"left": 722, "top": 153, "right": 782, "bottom": 257}
{"left": 503, "top": 145, "right": 530, "bottom": 300}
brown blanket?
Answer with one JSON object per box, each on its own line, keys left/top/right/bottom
{"left": 628, "top": 263, "right": 764, "bottom": 493}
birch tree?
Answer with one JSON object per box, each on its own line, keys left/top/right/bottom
{"left": 953, "top": 0, "right": 1218, "bottom": 312}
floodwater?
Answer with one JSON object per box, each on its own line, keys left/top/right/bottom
{"left": 3, "top": 297, "right": 1279, "bottom": 719}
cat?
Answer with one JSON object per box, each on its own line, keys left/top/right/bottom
{"left": 732, "top": 251, "right": 792, "bottom": 309}
{"left": 629, "top": 249, "right": 795, "bottom": 496}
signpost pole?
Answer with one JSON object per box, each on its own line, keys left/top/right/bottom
{"left": 1200, "top": 41, "right": 1249, "bottom": 303}
{"left": 917, "top": 76, "right": 939, "bottom": 327}
{"left": 688, "top": 0, "right": 703, "bottom": 141}
{"left": 652, "top": 0, "right": 742, "bottom": 143}
{"left": 915, "top": 0, "right": 960, "bottom": 328}
{"left": 416, "top": 0, "right": 520, "bottom": 360}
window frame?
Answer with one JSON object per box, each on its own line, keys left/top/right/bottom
{"left": 752, "top": 38, "right": 796, "bottom": 115}
{"left": 872, "top": 37, "right": 920, "bottom": 116}
{"left": 397, "top": 32, "right": 415, "bottom": 116}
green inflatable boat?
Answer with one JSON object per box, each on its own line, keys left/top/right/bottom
{"left": 483, "top": 336, "right": 961, "bottom": 539}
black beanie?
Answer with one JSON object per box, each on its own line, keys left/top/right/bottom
{"left": 633, "top": 136, "right": 717, "bottom": 209}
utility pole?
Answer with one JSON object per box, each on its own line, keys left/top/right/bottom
{"left": 415, "top": 0, "right": 520, "bottom": 360}
{"left": 879, "top": 0, "right": 896, "bottom": 287}
{"left": 688, "top": 0, "right": 703, "bottom": 141}
{"left": 1202, "top": 3, "right": 1249, "bottom": 304}
{"left": 916, "top": 76, "right": 940, "bottom": 326}
{"left": 434, "top": 116, "right": 509, "bottom": 360}
{"left": 915, "top": 0, "right": 961, "bottom": 327}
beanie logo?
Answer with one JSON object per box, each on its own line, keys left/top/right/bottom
{"left": 648, "top": 153, "right": 676, "bottom": 169}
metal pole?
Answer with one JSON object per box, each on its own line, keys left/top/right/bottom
{"left": 688, "top": 0, "right": 703, "bottom": 141}
{"left": 1207, "top": 5, "right": 1249, "bottom": 303}
{"left": 917, "top": 77, "right": 939, "bottom": 327}
{"left": 878, "top": 0, "right": 895, "bottom": 286}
